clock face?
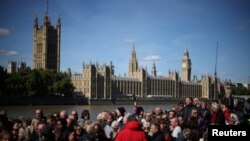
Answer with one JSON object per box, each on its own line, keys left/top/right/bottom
{"left": 182, "top": 63, "right": 186, "bottom": 68}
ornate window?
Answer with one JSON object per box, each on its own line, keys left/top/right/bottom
{"left": 37, "top": 43, "right": 42, "bottom": 54}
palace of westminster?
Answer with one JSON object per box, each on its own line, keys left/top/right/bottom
{"left": 71, "top": 46, "right": 220, "bottom": 100}
{"left": 8, "top": 13, "right": 221, "bottom": 100}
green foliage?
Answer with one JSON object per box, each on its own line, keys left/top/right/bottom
{"left": 0, "top": 66, "right": 8, "bottom": 96}
{"left": 0, "top": 66, "right": 74, "bottom": 97}
{"left": 232, "top": 86, "right": 250, "bottom": 95}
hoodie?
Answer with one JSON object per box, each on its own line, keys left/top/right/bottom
{"left": 115, "top": 121, "right": 148, "bottom": 141}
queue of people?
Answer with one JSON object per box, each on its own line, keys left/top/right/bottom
{"left": 1, "top": 96, "right": 250, "bottom": 141}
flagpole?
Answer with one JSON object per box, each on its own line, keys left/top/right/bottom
{"left": 46, "top": 0, "right": 48, "bottom": 15}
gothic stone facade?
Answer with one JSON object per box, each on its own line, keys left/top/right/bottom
{"left": 7, "top": 60, "right": 26, "bottom": 74}
{"left": 71, "top": 47, "right": 220, "bottom": 99}
{"left": 32, "top": 14, "right": 61, "bottom": 72}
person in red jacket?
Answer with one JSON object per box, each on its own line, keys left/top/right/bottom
{"left": 115, "top": 115, "right": 148, "bottom": 141}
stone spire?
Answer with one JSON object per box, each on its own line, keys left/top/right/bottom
{"left": 34, "top": 15, "right": 38, "bottom": 28}
{"left": 128, "top": 42, "right": 139, "bottom": 77}
{"left": 131, "top": 42, "right": 136, "bottom": 59}
{"left": 151, "top": 63, "right": 157, "bottom": 77}
{"left": 183, "top": 48, "right": 189, "bottom": 59}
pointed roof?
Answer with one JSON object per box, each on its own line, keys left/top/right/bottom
{"left": 151, "top": 62, "right": 157, "bottom": 76}
{"left": 34, "top": 15, "right": 38, "bottom": 21}
{"left": 43, "top": 14, "right": 51, "bottom": 25}
{"left": 183, "top": 48, "right": 190, "bottom": 59}
{"left": 131, "top": 41, "right": 137, "bottom": 59}
{"left": 34, "top": 15, "right": 38, "bottom": 27}
{"left": 184, "top": 48, "right": 189, "bottom": 56}
{"left": 57, "top": 16, "right": 61, "bottom": 25}
{"left": 152, "top": 62, "right": 156, "bottom": 69}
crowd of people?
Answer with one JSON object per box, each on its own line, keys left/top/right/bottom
{"left": 1, "top": 94, "right": 250, "bottom": 141}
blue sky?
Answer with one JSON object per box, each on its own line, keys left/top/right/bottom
{"left": 0, "top": 0, "right": 250, "bottom": 83}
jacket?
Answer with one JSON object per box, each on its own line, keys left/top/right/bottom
{"left": 115, "top": 121, "right": 148, "bottom": 141}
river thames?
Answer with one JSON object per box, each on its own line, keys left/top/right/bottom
{"left": 0, "top": 104, "right": 175, "bottom": 121}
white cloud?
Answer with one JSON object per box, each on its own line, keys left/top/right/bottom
{"left": 0, "top": 28, "right": 10, "bottom": 36}
{"left": 0, "top": 49, "right": 18, "bottom": 56}
{"left": 157, "top": 72, "right": 164, "bottom": 76}
{"left": 143, "top": 55, "right": 161, "bottom": 61}
{"left": 6, "top": 51, "right": 18, "bottom": 56}
{"left": 218, "top": 72, "right": 235, "bottom": 77}
{"left": 124, "top": 39, "right": 134, "bottom": 43}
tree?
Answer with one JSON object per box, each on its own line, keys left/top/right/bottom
{"left": 0, "top": 66, "right": 8, "bottom": 96}
{"left": 53, "top": 73, "right": 74, "bottom": 96}
{"left": 232, "top": 87, "right": 250, "bottom": 95}
{"left": 1, "top": 67, "right": 75, "bottom": 97}
{"left": 26, "top": 69, "right": 45, "bottom": 96}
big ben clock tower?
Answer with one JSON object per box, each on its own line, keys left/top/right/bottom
{"left": 181, "top": 48, "right": 191, "bottom": 81}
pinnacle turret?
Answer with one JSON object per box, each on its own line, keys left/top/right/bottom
{"left": 151, "top": 63, "right": 157, "bottom": 77}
